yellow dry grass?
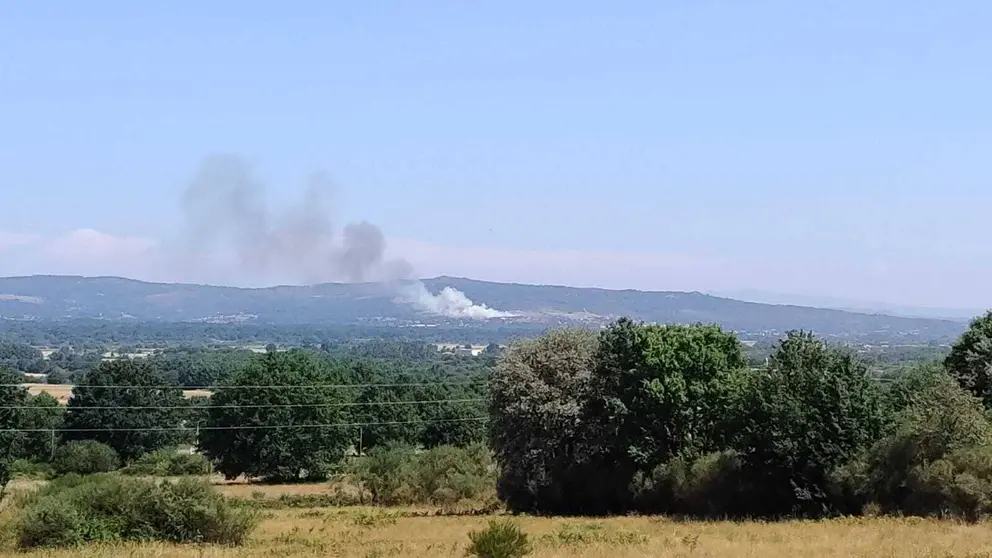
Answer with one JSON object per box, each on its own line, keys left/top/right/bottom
{"left": 2, "top": 507, "right": 992, "bottom": 557}
{"left": 22, "top": 384, "right": 210, "bottom": 404}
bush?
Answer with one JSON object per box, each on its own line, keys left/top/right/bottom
{"left": 632, "top": 450, "right": 751, "bottom": 517}
{"left": 728, "top": 331, "right": 886, "bottom": 518}
{"left": 467, "top": 519, "right": 531, "bottom": 558}
{"left": 51, "top": 441, "right": 120, "bottom": 476}
{"left": 121, "top": 450, "right": 212, "bottom": 477}
{"left": 9, "top": 459, "right": 54, "bottom": 480}
{"left": 350, "top": 443, "right": 495, "bottom": 506}
{"left": 15, "top": 474, "right": 258, "bottom": 548}
{"left": 835, "top": 376, "right": 992, "bottom": 519}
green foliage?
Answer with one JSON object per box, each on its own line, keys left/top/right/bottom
{"left": 199, "top": 351, "right": 351, "bottom": 483}
{"left": 466, "top": 520, "right": 531, "bottom": 558}
{"left": 351, "top": 443, "right": 416, "bottom": 505}
{"left": 14, "top": 474, "right": 258, "bottom": 548}
{"left": 51, "top": 441, "right": 120, "bottom": 476}
{"left": 882, "top": 362, "right": 952, "bottom": 418}
{"left": 589, "top": 318, "right": 747, "bottom": 470}
{"left": 729, "top": 331, "right": 886, "bottom": 517}
{"left": 631, "top": 450, "right": 749, "bottom": 517}
{"left": 120, "top": 450, "right": 212, "bottom": 476}
{"left": 350, "top": 372, "right": 424, "bottom": 450}
{"left": 350, "top": 443, "right": 495, "bottom": 506}
{"left": 0, "top": 341, "right": 44, "bottom": 373}
{"left": 0, "top": 368, "right": 29, "bottom": 498}
{"left": 944, "top": 310, "right": 992, "bottom": 407}
{"left": 10, "top": 459, "right": 55, "bottom": 480}
{"left": 836, "top": 375, "right": 992, "bottom": 518}
{"left": 64, "top": 359, "right": 187, "bottom": 461}
{"left": 21, "top": 392, "right": 64, "bottom": 462}
{"left": 488, "top": 328, "right": 600, "bottom": 514}
{"left": 149, "top": 346, "right": 254, "bottom": 388}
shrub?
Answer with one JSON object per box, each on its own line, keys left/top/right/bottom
{"left": 15, "top": 474, "right": 258, "bottom": 548}
{"left": 51, "top": 441, "right": 120, "bottom": 476}
{"left": 121, "top": 450, "right": 212, "bottom": 477}
{"left": 350, "top": 443, "right": 496, "bottom": 506}
{"left": 9, "top": 459, "right": 54, "bottom": 480}
{"left": 467, "top": 519, "right": 531, "bottom": 558}
{"left": 632, "top": 450, "right": 750, "bottom": 517}
{"left": 836, "top": 376, "right": 992, "bottom": 519}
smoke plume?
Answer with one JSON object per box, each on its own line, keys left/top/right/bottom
{"left": 403, "top": 282, "right": 515, "bottom": 319}
{"left": 180, "top": 155, "right": 512, "bottom": 320}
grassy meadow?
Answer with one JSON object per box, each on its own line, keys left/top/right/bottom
{"left": 3, "top": 479, "right": 992, "bottom": 557}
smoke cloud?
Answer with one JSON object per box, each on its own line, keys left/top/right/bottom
{"left": 181, "top": 154, "right": 411, "bottom": 284}
{"left": 402, "top": 282, "right": 515, "bottom": 320}
{"left": 180, "top": 155, "right": 513, "bottom": 320}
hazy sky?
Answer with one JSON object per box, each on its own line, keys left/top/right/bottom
{"left": 1, "top": 1, "right": 990, "bottom": 308}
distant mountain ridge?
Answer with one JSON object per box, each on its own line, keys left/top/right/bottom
{"left": 0, "top": 274, "right": 971, "bottom": 341}
{"left": 716, "top": 289, "right": 982, "bottom": 321}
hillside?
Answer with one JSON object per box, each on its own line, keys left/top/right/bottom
{"left": 0, "top": 274, "right": 971, "bottom": 341}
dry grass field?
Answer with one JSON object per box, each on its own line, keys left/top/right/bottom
{"left": 3, "top": 478, "right": 991, "bottom": 557}
{"left": 22, "top": 384, "right": 211, "bottom": 403}
{"left": 1, "top": 478, "right": 990, "bottom": 558}
{"left": 2, "top": 510, "right": 992, "bottom": 557}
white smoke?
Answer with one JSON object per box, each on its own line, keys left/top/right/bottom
{"left": 403, "top": 281, "right": 514, "bottom": 320}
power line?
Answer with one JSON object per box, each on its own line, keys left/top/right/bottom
{"left": 0, "top": 416, "right": 488, "bottom": 433}
{"left": 11, "top": 380, "right": 485, "bottom": 390}
{"left": 0, "top": 398, "right": 485, "bottom": 410}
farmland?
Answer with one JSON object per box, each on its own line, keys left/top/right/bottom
{"left": 22, "top": 384, "right": 211, "bottom": 404}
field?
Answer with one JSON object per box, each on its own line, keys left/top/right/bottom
{"left": 1, "top": 480, "right": 990, "bottom": 557}
{"left": 22, "top": 384, "right": 212, "bottom": 403}
{"left": 2, "top": 509, "right": 991, "bottom": 557}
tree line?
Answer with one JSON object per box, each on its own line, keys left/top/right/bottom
{"left": 0, "top": 350, "right": 488, "bottom": 488}
{"left": 490, "top": 312, "right": 992, "bottom": 519}
{"left": 3, "top": 311, "right": 992, "bottom": 520}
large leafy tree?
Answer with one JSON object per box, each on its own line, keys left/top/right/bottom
{"left": 944, "top": 310, "right": 992, "bottom": 407}
{"left": 730, "top": 330, "right": 886, "bottom": 517}
{"left": 589, "top": 319, "right": 747, "bottom": 470}
{"left": 0, "top": 368, "right": 29, "bottom": 498}
{"left": 21, "top": 392, "right": 64, "bottom": 461}
{"left": 199, "top": 350, "right": 351, "bottom": 482}
{"left": 64, "top": 359, "right": 186, "bottom": 462}
{"left": 416, "top": 378, "right": 487, "bottom": 449}
{"left": 489, "top": 328, "right": 600, "bottom": 514}
{"left": 347, "top": 360, "right": 423, "bottom": 451}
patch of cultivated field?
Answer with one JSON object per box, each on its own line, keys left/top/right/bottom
{"left": 2, "top": 503, "right": 992, "bottom": 557}
{"left": 22, "top": 384, "right": 211, "bottom": 404}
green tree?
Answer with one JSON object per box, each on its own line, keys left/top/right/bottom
{"left": 63, "top": 359, "right": 186, "bottom": 462}
{"left": 731, "top": 331, "right": 886, "bottom": 517}
{"left": 349, "top": 376, "right": 423, "bottom": 452}
{"left": 836, "top": 374, "right": 992, "bottom": 518}
{"left": 0, "top": 368, "right": 29, "bottom": 498}
{"left": 22, "top": 392, "right": 64, "bottom": 461}
{"left": 489, "top": 328, "right": 600, "bottom": 514}
{"left": 590, "top": 319, "right": 747, "bottom": 467}
{"left": 944, "top": 310, "right": 992, "bottom": 407}
{"left": 581, "top": 319, "right": 748, "bottom": 513}
{"left": 199, "top": 351, "right": 351, "bottom": 482}
{"left": 417, "top": 383, "right": 487, "bottom": 449}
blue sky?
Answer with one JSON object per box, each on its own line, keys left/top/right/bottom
{"left": 1, "top": 1, "right": 990, "bottom": 308}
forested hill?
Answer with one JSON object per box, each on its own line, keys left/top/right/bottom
{"left": 0, "top": 274, "right": 971, "bottom": 341}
